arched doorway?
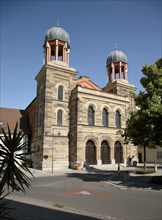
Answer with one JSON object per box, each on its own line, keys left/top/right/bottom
{"left": 114, "top": 141, "right": 124, "bottom": 163}
{"left": 86, "top": 140, "right": 96, "bottom": 165}
{"left": 101, "top": 141, "right": 111, "bottom": 164}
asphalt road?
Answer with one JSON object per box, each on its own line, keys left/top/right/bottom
{"left": 7, "top": 173, "right": 162, "bottom": 220}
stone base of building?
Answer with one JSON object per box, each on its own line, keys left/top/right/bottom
{"left": 42, "top": 160, "right": 69, "bottom": 172}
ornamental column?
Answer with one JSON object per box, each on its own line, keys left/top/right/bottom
{"left": 119, "top": 62, "right": 122, "bottom": 79}
{"left": 55, "top": 39, "right": 58, "bottom": 61}
{"left": 46, "top": 42, "right": 51, "bottom": 63}
{"left": 111, "top": 63, "right": 115, "bottom": 81}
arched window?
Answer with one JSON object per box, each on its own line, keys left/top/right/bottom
{"left": 115, "top": 110, "right": 121, "bottom": 128}
{"left": 102, "top": 108, "right": 108, "bottom": 127}
{"left": 58, "top": 85, "right": 63, "bottom": 101}
{"left": 57, "top": 110, "right": 62, "bottom": 126}
{"left": 88, "top": 106, "right": 95, "bottom": 125}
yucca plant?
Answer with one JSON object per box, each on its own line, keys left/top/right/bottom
{"left": 0, "top": 122, "right": 33, "bottom": 219}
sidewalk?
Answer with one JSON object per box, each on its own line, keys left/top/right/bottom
{"left": 28, "top": 163, "right": 162, "bottom": 176}
{"left": 7, "top": 195, "right": 117, "bottom": 220}
{"left": 107, "top": 169, "right": 162, "bottom": 191}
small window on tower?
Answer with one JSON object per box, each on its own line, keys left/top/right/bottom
{"left": 58, "top": 85, "right": 63, "bottom": 101}
{"left": 57, "top": 110, "right": 62, "bottom": 126}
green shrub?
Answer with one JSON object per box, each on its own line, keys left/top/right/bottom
{"left": 136, "top": 169, "right": 156, "bottom": 174}
{"left": 23, "top": 160, "right": 33, "bottom": 168}
{"left": 151, "top": 176, "right": 162, "bottom": 184}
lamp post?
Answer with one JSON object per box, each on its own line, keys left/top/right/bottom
{"left": 51, "top": 128, "right": 54, "bottom": 173}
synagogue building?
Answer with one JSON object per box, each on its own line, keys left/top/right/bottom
{"left": 1, "top": 25, "right": 140, "bottom": 171}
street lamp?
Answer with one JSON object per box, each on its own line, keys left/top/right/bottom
{"left": 51, "top": 128, "right": 54, "bottom": 173}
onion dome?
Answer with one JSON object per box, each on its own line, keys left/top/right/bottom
{"left": 44, "top": 26, "right": 70, "bottom": 48}
{"left": 106, "top": 50, "right": 127, "bottom": 66}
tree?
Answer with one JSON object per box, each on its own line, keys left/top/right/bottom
{"left": 124, "top": 58, "right": 162, "bottom": 169}
{"left": 0, "top": 123, "right": 33, "bottom": 219}
{"left": 136, "top": 58, "right": 162, "bottom": 147}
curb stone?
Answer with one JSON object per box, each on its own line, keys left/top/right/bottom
{"left": 106, "top": 172, "right": 162, "bottom": 192}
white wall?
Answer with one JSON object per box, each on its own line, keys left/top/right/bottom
{"left": 138, "top": 146, "right": 162, "bottom": 164}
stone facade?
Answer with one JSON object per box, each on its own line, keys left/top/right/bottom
{"left": 31, "top": 59, "right": 138, "bottom": 171}
{"left": 69, "top": 82, "right": 137, "bottom": 169}
{"left": 33, "top": 61, "right": 77, "bottom": 170}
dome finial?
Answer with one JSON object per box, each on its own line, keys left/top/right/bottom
{"left": 56, "top": 19, "right": 59, "bottom": 27}
{"left": 115, "top": 43, "right": 118, "bottom": 50}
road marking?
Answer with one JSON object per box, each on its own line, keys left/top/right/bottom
{"left": 64, "top": 189, "right": 112, "bottom": 199}
{"left": 74, "top": 190, "right": 91, "bottom": 195}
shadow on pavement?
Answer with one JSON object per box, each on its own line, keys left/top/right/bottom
{"left": 5, "top": 199, "right": 99, "bottom": 220}
{"left": 67, "top": 167, "right": 117, "bottom": 182}
{"left": 67, "top": 167, "right": 162, "bottom": 191}
{"left": 108, "top": 171, "right": 162, "bottom": 191}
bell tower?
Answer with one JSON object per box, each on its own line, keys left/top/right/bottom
{"left": 34, "top": 25, "right": 77, "bottom": 171}
{"left": 43, "top": 25, "right": 70, "bottom": 65}
{"left": 102, "top": 48, "right": 136, "bottom": 97}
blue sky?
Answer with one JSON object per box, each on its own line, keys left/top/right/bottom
{"left": 0, "top": 0, "right": 161, "bottom": 109}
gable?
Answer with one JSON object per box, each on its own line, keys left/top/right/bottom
{"left": 74, "top": 76, "right": 101, "bottom": 91}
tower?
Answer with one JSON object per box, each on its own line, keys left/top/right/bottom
{"left": 34, "top": 25, "right": 77, "bottom": 171}
{"left": 103, "top": 48, "right": 136, "bottom": 99}
{"left": 43, "top": 25, "right": 70, "bottom": 65}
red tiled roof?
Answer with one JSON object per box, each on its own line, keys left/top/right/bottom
{"left": 0, "top": 107, "right": 28, "bottom": 133}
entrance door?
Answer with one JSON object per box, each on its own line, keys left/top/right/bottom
{"left": 86, "top": 140, "right": 96, "bottom": 165}
{"left": 114, "top": 141, "right": 123, "bottom": 163}
{"left": 101, "top": 141, "right": 110, "bottom": 164}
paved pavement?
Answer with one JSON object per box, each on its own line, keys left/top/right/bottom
{"left": 28, "top": 163, "right": 162, "bottom": 191}
{"left": 107, "top": 168, "right": 162, "bottom": 191}
{"left": 27, "top": 164, "right": 162, "bottom": 192}
{"left": 5, "top": 164, "right": 162, "bottom": 220}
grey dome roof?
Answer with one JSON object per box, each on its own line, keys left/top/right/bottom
{"left": 106, "top": 50, "right": 127, "bottom": 66}
{"left": 44, "top": 26, "right": 70, "bottom": 48}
